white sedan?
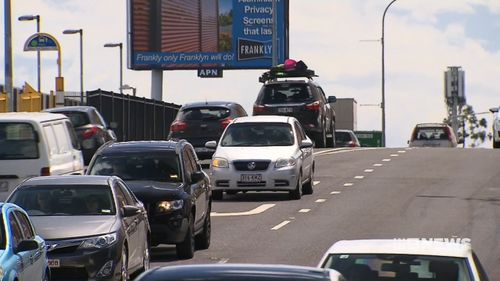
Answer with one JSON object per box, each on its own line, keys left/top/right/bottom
{"left": 206, "top": 115, "right": 314, "bottom": 200}
{"left": 317, "top": 239, "right": 489, "bottom": 281}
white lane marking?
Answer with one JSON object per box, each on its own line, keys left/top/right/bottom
{"left": 354, "top": 176, "right": 364, "bottom": 179}
{"left": 211, "top": 204, "right": 275, "bottom": 217}
{"left": 330, "top": 191, "right": 341, "bottom": 194}
{"left": 313, "top": 148, "right": 345, "bottom": 155}
{"left": 299, "top": 209, "right": 311, "bottom": 213}
{"left": 382, "top": 159, "right": 391, "bottom": 162}
{"left": 344, "top": 183, "right": 354, "bottom": 187}
{"left": 364, "top": 169, "right": 374, "bottom": 173}
{"left": 373, "top": 163, "right": 383, "bottom": 167}
{"left": 313, "top": 181, "right": 321, "bottom": 186}
{"left": 398, "top": 150, "right": 406, "bottom": 153}
{"left": 218, "top": 258, "right": 229, "bottom": 264}
{"left": 315, "top": 199, "right": 326, "bottom": 203}
{"left": 271, "top": 220, "right": 291, "bottom": 230}
{"left": 390, "top": 154, "right": 399, "bottom": 157}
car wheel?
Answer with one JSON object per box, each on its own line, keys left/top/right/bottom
{"left": 326, "top": 123, "right": 335, "bottom": 148}
{"left": 212, "top": 190, "right": 223, "bottom": 200}
{"left": 315, "top": 127, "right": 327, "bottom": 148}
{"left": 141, "top": 238, "right": 150, "bottom": 273}
{"left": 289, "top": 173, "right": 303, "bottom": 200}
{"left": 195, "top": 205, "right": 211, "bottom": 250}
{"left": 176, "top": 213, "right": 195, "bottom": 259}
{"left": 120, "top": 245, "right": 129, "bottom": 281}
{"left": 494, "top": 141, "right": 500, "bottom": 149}
{"left": 302, "top": 166, "right": 314, "bottom": 195}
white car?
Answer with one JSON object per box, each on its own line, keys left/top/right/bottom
{"left": 206, "top": 115, "right": 314, "bottom": 200}
{"left": 317, "top": 239, "right": 489, "bottom": 281}
{"left": 490, "top": 107, "right": 499, "bottom": 148}
{"left": 408, "top": 123, "right": 458, "bottom": 148}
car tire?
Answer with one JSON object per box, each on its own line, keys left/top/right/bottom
{"left": 302, "top": 166, "right": 314, "bottom": 195}
{"left": 120, "top": 245, "right": 129, "bottom": 281}
{"left": 195, "top": 205, "right": 211, "bottom": 250}
{"left": 176, "top": 213, "right": 195, "bottom": 259}
{"left": 212, "top": 190, "right": 223, "bottom": 200}
{"left": 315, "top": 129, "right": 327, "bottom": 148}
{"left": 326, "top": 123, "right": 335, "bottom": 148}
{"left": 494, "top": 141, "right": 500, "bottom": 149}
{"left": 289, "top": 173, "right": 303, "bottom": 200}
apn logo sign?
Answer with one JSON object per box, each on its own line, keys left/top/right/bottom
{"left": 197, "top": 69, "right": 223, "bottom": 78}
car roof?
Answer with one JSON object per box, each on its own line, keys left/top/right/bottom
{"left": 98, "top": 140, "right": 181, "bottom": 154}
{"left": 181, "top": 101, "right": 240, "bottom": 109}
{"left": 415, "top": 123, "right": 449, "bottom": 128}
{"left": 324, "top": 239, "right": 471, "bottom": 258}
{"left": 0, "top": 112, "right": 68, "bottom": 122}
{"left": 232, "top": 115, "right": 294, "bottom": 124}
{"left": 20, "top": 175, "right": 114, "bottom": 186}
{"left": 142, "top": 264, "right": 337, "bottom": 281}
{"left": 44, "top": 106, "right": 96, "bottom": 113}
{"left": 265, "top": 79, "right": 317, "bottom": 86}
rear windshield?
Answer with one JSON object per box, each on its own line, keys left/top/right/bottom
{"left": 260, "top": 83, "right": 313, "bottom": 104}
{"left": 414, "top": 127, "right": 449, "bottom": 140}
{"left": 88, "top": 152, "right": 182, "bottom": 182}
{"left": 178, "top": 107, "right": 230, "bottom": 121}
{"left": 221, "top": 123, "right": 294, "bottom": 147}
{"left": 9, "top": 185, "right": 116, "bottom": 216}
{"left": 56, "top": 111, "right": 90, "bottom": 127}
{"left": 0, "top": 123, "right": 39, "bottom": 159}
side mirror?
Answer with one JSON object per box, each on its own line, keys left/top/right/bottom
{"left": 190, "top": 171, "right": 205, "bottom": 183}
{"left": 122, "top": 205, "right": 141, "bottom": 217}
{"left": 14, "top": 240, "right": 39, "bottom": 254}
{"left": 205, "top": 141, "right": 217, "bottom": 149}
{"left": 327, "top": 96, "right": 337, "bottom": 103}
{"left": 300, "top": 139, "right": 314, "bottom": 149}
{"left": 489, "top": 107, "right": 499, "bottom": 113}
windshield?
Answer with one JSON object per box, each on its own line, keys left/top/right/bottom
{"left": 178, "top": 107, "right": 231, "bottom": 121}
{"left": 322, "top": 254, "right": 472, "bottom": 281}
{"left": 89, "top": 153, "right": 182, "bottom": 182}
{"left": 9, "top": 185, "right": 116, "bottom": 216}
{"left": 220, "top": 123, "right": 294, "bottom": 147}
{"left": 0, "top": 123, "right": 39, "bottom": 160}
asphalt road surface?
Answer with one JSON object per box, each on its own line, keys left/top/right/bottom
{"left": 145, "top": 147, "right": 500, "bottom": 278}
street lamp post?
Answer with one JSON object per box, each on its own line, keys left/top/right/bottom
{"left": 381, "top": 0, "right": 397, "bottom": 147}
{"left": 104, "top": 43, "right": 123, "bottom": 94}
{"left": 18, "top": 14, "right": 41, "bottom": 93}
{"left": 63, "top": 29, "right": 84, "bottom": 104}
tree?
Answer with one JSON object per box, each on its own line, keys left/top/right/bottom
{"left": 443, "top": 105, "right": 491, "bottom": 147}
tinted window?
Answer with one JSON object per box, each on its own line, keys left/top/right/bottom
{"left": 9, "top": 212, "right": 22, "bottom": 247}
{"left": 58, "top": 111, "right": 90, "bottom": 127}
{"left": 221, "top": 123, "right": 294, "bottom": 147}
{"left": 178, "top": 107, "right": 230, "bottom": 121}
{"left": 43, "top": 124, "right": 58, "bottom": 156}
{"left": 53, "top": 123, "right": 70, "bottom": 153}
{"left": 0, "top": 216, "right": 5, "bottom": 249}
{"left": 89, "top": 152, "right": 182, "bottom": 182}
{"left": 14, "top": 211, "right": 35, "bottom": 240}
{"left": 415, "top": 127, "right": 449, "bottom": 140}
{"left": 9, "top": 185, "right": 116, "bottom": 216}
{"left": 260, "top": 83, "right": 312, "bottom": 104}
{"left": 65, "top": 121, "right": 80, "bottom": 149}
{"left": 0, "top": 123, "right": 39, "bottom": 159}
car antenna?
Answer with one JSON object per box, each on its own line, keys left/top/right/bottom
{"left": 205, "top": 98, "right": 208, "bottom": 105}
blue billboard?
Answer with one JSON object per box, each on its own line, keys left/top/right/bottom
{"left": 128, "top": 0, "right": 289, "bottom": 70}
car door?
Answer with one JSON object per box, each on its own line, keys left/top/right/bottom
{"left": 182, "top": 146, "right": 207, "bottom": 229}
{"left": 14, "top": 210, "right": 46, "bottom": 281}
{"left": 294, "top": 121, "right": 313, "bottom": 178}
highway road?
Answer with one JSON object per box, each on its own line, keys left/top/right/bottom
{"left": 146, "top": 147, "right": 500, "bottom": 277}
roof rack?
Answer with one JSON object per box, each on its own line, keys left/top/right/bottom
{"left": 259, "top": 60, "right": 318, "bottom": 83}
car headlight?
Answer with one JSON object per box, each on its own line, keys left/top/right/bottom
{"left": 212, "top": 157, "right": 229, "bottom": 168}
{"left": 79, "top": 233, "right": 118, "bottom": 249}
{"left": 156, "top": 200, "right": 183, "bottom": 213}
{"left": 275, "top": 157, "right": 297, "bottom": 168}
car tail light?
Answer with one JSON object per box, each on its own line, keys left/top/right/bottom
{"left": 220, "top": 117, "right": 232, "bottom": 129}
{"left": 170, "top": 120, "right": 188, "bottom": 133}
{"left": 83, "top": 126, "right": 99, "bottom": 139}
{"left": 443, "top": 126, "right": 453, "bottom": 141}
{"left": 40, "top": 167, "right": 50, "bottom": 176}
{"left": 305, "top": 101, "right": 320, "bottom": 111}
{"left": 253, "top": 104, "right": 266, "bottom": 114}
{"left": 348, "top": 141, "right": 356, "bottom": 147}
{"left": 411, "top": 128, "right": 418, "bottom": 141}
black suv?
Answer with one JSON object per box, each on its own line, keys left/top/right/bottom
{"left": 86, "top": 140, "right": 211, "bottom": 259}
{"left": 168, "top": 101, "right": 247, "bottom": 159}
{"left": 253, "top": 62, "right": 337, "bottom": 147}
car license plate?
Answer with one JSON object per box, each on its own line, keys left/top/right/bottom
{"left": 240, "top": 174, "right": 262, "bottom": 182}
{"left": 48, "top": 259, "right": 60, "bottom": 268}
{"left": 278, "top": 107, "right": 293, "bottom": 113}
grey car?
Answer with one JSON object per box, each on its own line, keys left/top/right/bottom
{"left": 7, "top": 175, "right": 150, "bottom": 281}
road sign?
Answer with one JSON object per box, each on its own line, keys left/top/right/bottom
{"left": 198, "top": 69, "right": 223, "bottom": 78}
{"left": 24, "top": 33, "right": 59, "bottom": 51}
{"left": 354, "top": 130, "right": 382, "bottom": 147}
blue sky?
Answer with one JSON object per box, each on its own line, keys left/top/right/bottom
{"left": 1, "top": 0, "right": 499, "bottom": 147}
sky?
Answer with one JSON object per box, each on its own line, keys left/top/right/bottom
{"left": 1, "top": 0, "right": 499, "bottom": 148}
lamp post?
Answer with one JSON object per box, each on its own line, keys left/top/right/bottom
{"left": 104, "top": 43, "right": 123, "bottom": 94}
{"left": 18, "top": 14, "right": 41, "bottom": 93}
{"left": 381, "top": 0, "right": 397, "bottom": 147}
{"left": 63, "top": 29, "right": 84, "bottom": 104}
{"left": 120, "top": 84, "right": 136, "bottom": 96}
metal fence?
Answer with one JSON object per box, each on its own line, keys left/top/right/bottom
{"left": 85, "top": 89, "right": 180, "bottom": 142}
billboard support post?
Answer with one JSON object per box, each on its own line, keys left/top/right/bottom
{"left": 272, "top": 0, "right": 278, "bottom": 67}
{"left": 151, "top": 70, "right": 163, "bottom": 101}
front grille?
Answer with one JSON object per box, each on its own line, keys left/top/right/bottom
{"left": 51, "top": 267, "right": 88, "bottom": 280}
{"left": 49, "top": 245, "right": 80, "bottom": 255}
{"left": 233, "top": 160, "right": 270, "bottom": 171}
{"left": 237, "top": 181, "right": 266, "bottom": 187}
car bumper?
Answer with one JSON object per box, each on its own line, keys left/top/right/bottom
{"left": 148, "top": 210, "right": 189, "bottom": 245}
{"left": 210, "top": 165, "right": 299, "bottom": 191}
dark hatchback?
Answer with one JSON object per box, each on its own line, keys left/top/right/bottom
{"left": 168, "top": 101, "right": 247, "bottom": 159}
{"left": 45, "top": 106, "right": 116, "bottom": 164}
{"left": 86, "top": 140, "right": 211, "bottom": 259}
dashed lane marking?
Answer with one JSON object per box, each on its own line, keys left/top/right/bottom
{"left": 344, "top": 183, "right": 354, "bottom": 187}
{"left": 398, "top": 150, "right": 406, "bottom": 153}
{"left": 315, "top": 199, "right": 326, "bottom": 203}
{"left": 382, "top": 159, "right": 391, "bottom": 162}
{"left": 211, "top": 204, "right": 275, "bottom": 217}
{"left": 299, "top": 209, "right": 311, "bottom": 213}
{"left": 330, "top": 191, "right": 341, "bottom": 194}
{"left": 218, "top": 258, "right": 229, "bottom": 264}
{"left": 354, "top": 176, "right": 364, "bottom": 179}
{"left": 271, "top": 220, "right": 291, "bottom": 230}
{"left": 373, "top": 164, "right": 383, "bottom": 167}
{"left": 390, "top": 154, "right": 399, "bottom": 157}
{"left": 313, "top": 181, "right": 321, "bottom": 186}
{"left": 364, "top": 169, "right": 374, "bottom": 173}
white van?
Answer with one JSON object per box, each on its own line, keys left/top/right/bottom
{"left": 0, "top": 112, "right": 84, "bottom": 200}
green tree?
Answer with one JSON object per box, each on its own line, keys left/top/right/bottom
{"left": 443, "top": 105, "right": 491, "bottom": 147}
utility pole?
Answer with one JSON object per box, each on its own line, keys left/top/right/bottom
{"left": 4, "top": 0, "right": 14, "bottom": 112}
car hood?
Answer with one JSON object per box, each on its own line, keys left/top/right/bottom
{"left": 214, "top": 146, "right": 297, "bottom": 161}
{"left": 125, "top": 181, "right": 184, "bottom": 202}
{"left": 31, "top": 216, "right": 118, "bottom": 240}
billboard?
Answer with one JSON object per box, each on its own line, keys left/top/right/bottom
{"left": 127, "top": 0, "right": 289, "bottom": 70}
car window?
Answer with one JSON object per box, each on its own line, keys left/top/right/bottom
{"left": 260, "top": 83, "right": 313, "bottom": 104}
{"left": 221, "top": 123, "right": 294, "bottom": 147}
{"left": 236, "top": 105, "right": 248, "bottom": 117}
{"left": 53, "top": 122, "right": 71, "bottom": 153}
{"left": 415, "top": 127, "right": 449, "bottom": 140}
{"left": 336, "top": 132, "right": 352, "bottom": 143}
{"left": 14, "top": 211, "right": 35, "bottom": 240}
{"left": 65, "top": 121, "right": 80, "bottom": 149}
{"left": 91, "top": 109, "right": 107, "bottom": 127}
{"left": 0, "top": 122, "right": 39, "bottom": 159}
{"left": 182, "top": 148, "right": 196, "bottom": 180}
{"left": 58, "top": 111, "right": 90, "bottom": 127}
{"left": 294, "top": 122, "right": 305, "bottom": 142}
{"left": 179, "top": 107, "right": 231, "bottom": 121}
{"left": 317, "top": 87, "right": 328, "bottom": 103}
{"left": 8, "top": 185, "right": 116, "bottom": 216}
{"left": 43, "top": 124, "right": 59, "bottom": 156}
{"left": 8, "top": 212, "right": 23, "bottom": 247}
{"left": 88, "top": 153, "right": 182, "bottom": 182}
{"left": 116, "top": 181, "right": 136, "bottom": 206}
{"left": 114, "top": 183, "right": 129, "bottom": 208}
